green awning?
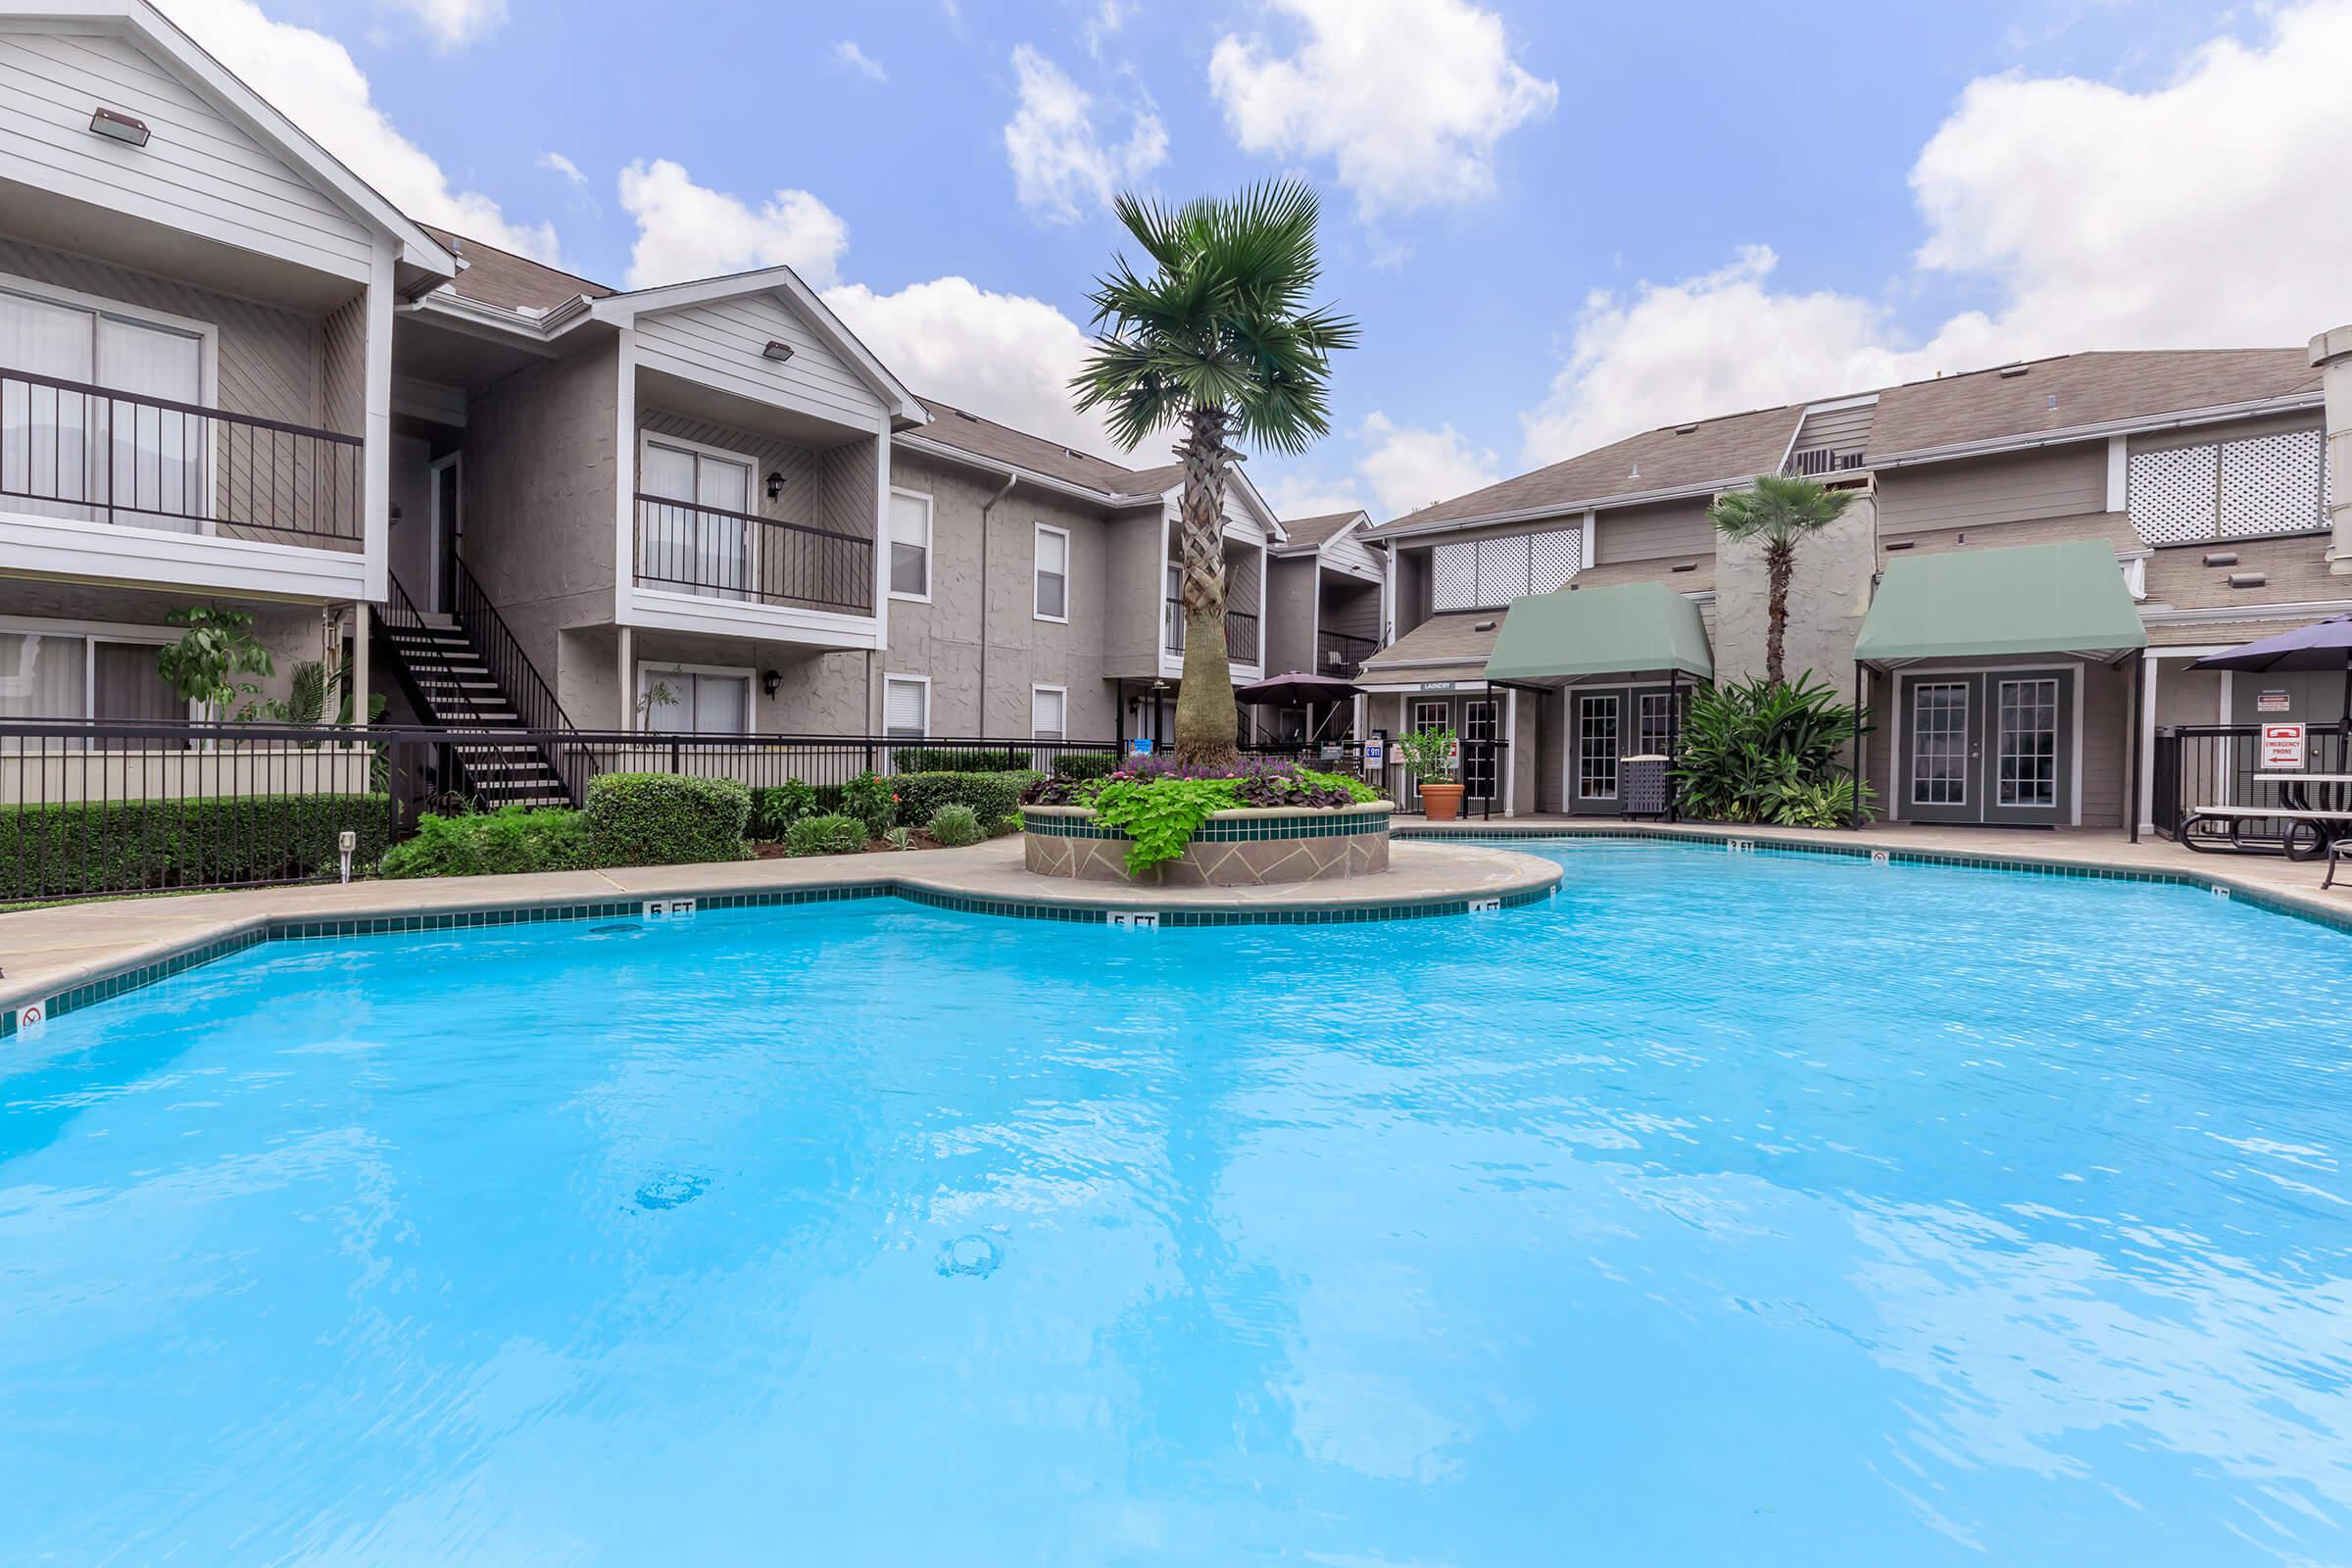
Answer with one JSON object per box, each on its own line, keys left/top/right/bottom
{"left": 1483, "top": 581, "right": 1714, "bottom": 686}
{"left": 1854, "top": 539, "right": 2146, "bottom": 666}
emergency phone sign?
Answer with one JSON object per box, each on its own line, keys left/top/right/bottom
{"left": 2261, "top": 722, "right": 2306, "bottom": 770}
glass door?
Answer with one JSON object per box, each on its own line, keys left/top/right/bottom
{"left": 1983, "top": 672, "right": 2071, "bottom": 826}
{"left": 1903, "top": 677, "right": 1976, "bottom": 824}
{"left": 1576, "top": 693, "right": 1621, "bottom": 807}
{"left": 1462, "top": 698, "right": 1499, "bottom": 802}
{"left": 642, "top": 439, "right": 753, "bottom": 600}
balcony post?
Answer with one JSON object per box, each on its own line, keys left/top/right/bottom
{"left": 351, "top": 604, "right": 369, "bottom": 734}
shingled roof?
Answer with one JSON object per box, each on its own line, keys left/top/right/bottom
{"left": 1276, "top": 510, "right": 1368, "bottom": 551}
{"left": 420, "top": 224, "right": 611, "bottom": 314}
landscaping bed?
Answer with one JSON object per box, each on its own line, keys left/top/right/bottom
{"left": 1018, "top": 757, "right": 1393, "bottom": 885}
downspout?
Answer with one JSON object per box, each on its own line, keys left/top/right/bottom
{"left": 976, "top": 467, "right": 1017, "bottom": 733}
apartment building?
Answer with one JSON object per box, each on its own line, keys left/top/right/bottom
{"left": 1362, "top": 345, "right": 2344, "bottom": 830}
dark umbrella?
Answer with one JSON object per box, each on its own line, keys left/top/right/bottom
{"left": 1236, "top": 670, "right": 1361, "bottom": 746}
{"left": 2189, "top": 614, "right": 2352, "bottom": 728}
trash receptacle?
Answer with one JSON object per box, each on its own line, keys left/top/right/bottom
{"left": 1621, "top": 755, "right": 1670, "bottom": 818}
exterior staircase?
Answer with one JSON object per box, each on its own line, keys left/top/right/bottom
{"left": 375, "top": 579, "right": 576, "bottom": 809}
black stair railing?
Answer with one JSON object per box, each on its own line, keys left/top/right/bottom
{"left": 447, "top": 557, "right": 589, "bottom": 805}
{"left": 375, "top": 574, "right": 500, "bottom": 806}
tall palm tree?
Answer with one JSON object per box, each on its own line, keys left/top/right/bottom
{"left": 1707, "top": 473, "right": 1855, "bottom": 685}
{"left": 1072, "top": 180, "right": 1359, "bottom": 768}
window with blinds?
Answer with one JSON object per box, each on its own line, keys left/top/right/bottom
{"left": 1035, "top": 524, "right": 1069, "bottom": 620}
{"left": 1429, "top": 528, "right": 1582, "bottom": 611}
{"left": 888, "top": 490, "right": 931, "bottom": 600}
{"left": 2128, "top": 427, "right": 2330, "bottom": 546}
{"left": 884, "top": 675, "right": 928, "bottom": 738}
{"left": 1032, "top": 685, "right": 1066, "bottom": 740}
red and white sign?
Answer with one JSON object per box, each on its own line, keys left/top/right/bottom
{"left": 14, "top": 1002, "right": 45, "bottom": 1038}
{"left": 2262, "top": 722, "right": 2306, "bottom": 770}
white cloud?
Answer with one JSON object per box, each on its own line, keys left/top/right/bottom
{"left": 164, "top": 0, "right": 558, "bottom": 259}
{"left": 1521, "top": 0, "right": 2352, "bottom": 465}
{"left": 1003, "top": 44, "right": 1167, "bottom": 223}
{"left": 382, "top": 0, "right": 505, "bottom": 49}
{"left": 616, "top": 160, "right": 850, "bottom": 289}
{"left": 1260, "top": 412, "right": 1500, "bottom": 522}
{"left": 833, "top": 40, "right": 887, "bottom": 83}
{"left": 1084, "top": 0, "right": 1131, "bottom": 55}
{"left": 823, "top": 276, "right": 1126, "bottom": 459}
{"left": 1209, "top": 0, "right": 1555, "bottom": 217}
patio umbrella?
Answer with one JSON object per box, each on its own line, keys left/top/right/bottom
{"left": 2188, "top": 614, "right": 2352, "bottom": 727}
{"left": 1236, "top": 670, "right": 1361, "bottom": 745}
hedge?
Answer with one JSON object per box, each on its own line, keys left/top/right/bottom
{"left": 748, "top": 780, "right": 818, "bottom": 839}
{"left": 584, "top": 772, "right": 751, "bottom": 867}
{"left": 891, "top": 746, "right": 1031, "bottom": 773}
{"left": 890, "top": 769, "right": 1038, "bottom": 829}
{"left": 0, "top": 793, "right": 391, "bottom": 903}
{"left": 1053, "top": 752, "right": 1121, "bottom": 781}
{"left": 380, "top": 806, "right": 592, "bottom": 879}
{"left": 784, "top": 813, "right": 866, "bottom": 857}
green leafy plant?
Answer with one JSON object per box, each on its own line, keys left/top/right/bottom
{"left": 1672, "top": 675, "right": 1874, "bottom": 827}
{"left": 785, "top": 813, "right": 867, "bottom": 857}
{"left": 1707, "top": 474, "right": 1856, "bottom": 684}
{"left": 883, "top": 825, "right": 914, "bottom": 852}
{"left": 635, "top": 678, "right": 680, "bottom": 725}
{"left": 379, "top": 806, "right": 592, "bottom": 879}
{"left": 584, "top": 772, "right": 750, "bottom": 866}
{"left": 926, "top": 803, "right": 984, "bottom": 848}
{"left": 993, "top": 813, "right": 1024, "bottom": 838}
{"left": 748, "top": 779, "right": 819, "bottom": 839}
{"left": 1394, "top": 727, "right": 1458, "bottom": 785}
{"left": 157, "top": 605, "right": 278, "bottom": 720}
{"left": 842, "top": 770, "right": 897, "bottom": 838}
{"left": 1090, "top": 775, "right": 1242, "bottom": 875}
{"left": 1296, "top": 767, "right": 1385, "bottom": 804}
{"left": 891, "top": 770, "right": 1038, "bottom": 829}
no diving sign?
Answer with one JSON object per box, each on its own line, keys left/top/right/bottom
{"left": 14, "top": 1002, "right": 46, "bottom": 1038}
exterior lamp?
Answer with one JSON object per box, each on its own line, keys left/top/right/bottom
{"left": 90, "top": 107, "right": 151, "bottom": 147}
{"left": 760, "top": 669, "right": 782, "bottom": 698}
{"left": 761, "top": 340, "right": 795, "bottom": 363}
{"left": 765, "top": 470, "right": 784, "bottom": 501}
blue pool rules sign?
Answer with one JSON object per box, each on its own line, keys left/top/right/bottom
{"left": 1129, "top": 737, "right": 1153, "bottom": 757}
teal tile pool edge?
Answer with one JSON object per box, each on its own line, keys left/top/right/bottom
{"left": 0, "top": 877, "right": 1555, "bottom": 1038}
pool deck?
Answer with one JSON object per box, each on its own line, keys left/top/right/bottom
{"left": 0, "top": 837, "right": 1560, "bottom": 1020}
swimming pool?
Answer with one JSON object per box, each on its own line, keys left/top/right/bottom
{"left": 2, "top": 840, "right": 2347, "bottom": 1563}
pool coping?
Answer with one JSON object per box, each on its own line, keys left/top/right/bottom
{"left": 0, "top": 839, "right": 1561, "bottom": 1038}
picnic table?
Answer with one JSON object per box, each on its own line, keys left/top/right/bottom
{"left": 2181, "top": 773, "right": 2352, "bottom": 860}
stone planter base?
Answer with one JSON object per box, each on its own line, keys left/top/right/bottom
{"left": 1023, "top": 802, "right": 1393, "bottom": 886}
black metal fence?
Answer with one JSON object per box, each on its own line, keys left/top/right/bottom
{"left": 632, "top": 493, "right": 873, "bottom": 612}
{"left": 1, "top": 365, "right": 364, "bottom": 551}
{"left": 2154, "top": 723, "right": 2352, "bottom": 847}
{"left": 1164, "top": 601, "right": 1261, "bottom": 662}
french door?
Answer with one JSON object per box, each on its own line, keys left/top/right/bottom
{"left": 1461, "top": 698, "right": 1499, "bottom": 802}
{"left": 1899, "top": 668, "right": 2072, "bottom": 825}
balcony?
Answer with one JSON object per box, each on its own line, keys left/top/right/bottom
{"left": 1164, "top": 598, "right": 1260, "bottom": 663}
{"left": 632, "top": 493, "right": 874, "bottom": 615}
{"left": 2, "top": 367, "right": 364, "bottom": 553}
{"left": 1316, "top": 628, "right": 1378, "bottom": 677}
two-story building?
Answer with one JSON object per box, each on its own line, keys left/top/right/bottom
{"left": 1361, "top": 347, "right": 2338, "bottom": 831}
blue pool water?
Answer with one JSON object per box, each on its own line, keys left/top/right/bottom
{"left": 4, "top": 842, "right": 2351, "bottom": 1564}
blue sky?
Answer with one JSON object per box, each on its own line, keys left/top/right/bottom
{"left": 172, "top": 0, "right": 2352, "bottom": 518}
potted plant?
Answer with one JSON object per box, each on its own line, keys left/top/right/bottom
{"left": 1396, "top": 726, "right": 1465, "bottom": 821}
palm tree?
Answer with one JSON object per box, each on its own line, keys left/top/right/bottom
{"left": 1072, "top": 180, "right": 1359, "bottom": 768}
{"left": 1707, "top": 473, "right": 1855, "bottom": 685}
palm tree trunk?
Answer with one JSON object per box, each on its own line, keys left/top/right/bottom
{"left": 1173, "top": 405, "right": 1239, "bottom": 769}
{"left": 1765, "top": 540, "right": 1792, "bottom": 686}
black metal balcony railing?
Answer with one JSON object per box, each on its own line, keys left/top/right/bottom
{"left": 1316, "top": 628, "right": 1379, "bottom": 676}
{"left": 1, "top": 366, "right": 364, "bottom": 551}
{"left": 1163, "top": 599, "right": 1260, "bottom": 663}
{"left": 632, "top": 493, "right": 873, "bottom": 614}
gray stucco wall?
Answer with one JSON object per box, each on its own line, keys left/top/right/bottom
{"left": 1102, "top": 508, "right": 1168, "bottom": 677}
{"left": 1263, "top": 556, "right": 1319, "bottom": 675}
{"left": 1713, "top": 494, "right": 1877, "bottom": 687}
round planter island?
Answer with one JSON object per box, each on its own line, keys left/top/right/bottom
{"left": 1023, "top": 801, "right": 1394, "bottom": 886}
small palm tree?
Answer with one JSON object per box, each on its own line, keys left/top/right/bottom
{"left": 1707, "top": 473, "right": 1855, "bottom": 685}
{"left": 1073, "top": 179, "right": 1359, "bottom": 767}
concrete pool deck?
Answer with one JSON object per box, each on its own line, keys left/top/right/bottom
{"left": 0, "top": 837, "right": 1562, "bottom": 1023}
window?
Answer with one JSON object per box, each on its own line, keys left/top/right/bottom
{"left": 636, "top": 663, "right": 750, "bottom": 734}
{"left": 1034, "top": 524, "right": 1069, "bottom": 621}
{"left": 888, "top": 488, "right": 931, "bottom": 601}
{"left": 0, "top": 623, "right": 186, "bottom": 730}
{"left": 1031, "top": 685, "right": 1066, "bottom": 741}
{"left": 1910, "top": 681, "right": 1970, "bottom": 806}
{"left": 639, "top": 433, "right": 756, "bottom": 600}
{"left": 884, "top": 674, "right": 929, "bottom": 739}
{"left": 1, "top": 281, "right": 211, "bottom": 532}
{"left": 1429, "top": 528, "right": 1582, "bottom": 612}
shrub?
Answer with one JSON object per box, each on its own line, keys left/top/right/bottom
{"left": 1673, "top": 676, "right": 1875, "bottom": 827}
{"left": 748, "top": 779, "right": 818, "bottom": 839}
{"left": 380, "top": 807, "right": 591, "bottom": 879}
{"left": 891, "top": 746, "right": 1030, "bottom": 773}
{"left": 1091, "top": 776, "right": 1243, "bottom": 876}
{"left": 1052, "top": 751, "right": 1120, "bottom": 781}
{"left": 891, "top": 769, "right": 1037, "bottom": 829}
{"left": 992, "top": 813, "right": 1023, "bottom": 838}
{"left": 0, "top": 793, "right": 390, "bottom": 903}
{"left": 785, "top": 813, "right": 867, "bottom": 857}
{"left": 842, "top": 770, "right": 897, "bottom": 837}
{"left": 927, "top": 803, "right": 984, "bottom": 848}
{"left": 584, "top": 772, "right": 750, "bottom": 867}
{"left": 883, "top": 825, "right": 914, "bottom": 852}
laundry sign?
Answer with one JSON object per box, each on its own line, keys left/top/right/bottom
{"left": 2261, "top": 722, "right": 2306, "bottom": 769}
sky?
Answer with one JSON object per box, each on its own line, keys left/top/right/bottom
{"left": 160, "top": 0, "right": 2352, "bottom": 521}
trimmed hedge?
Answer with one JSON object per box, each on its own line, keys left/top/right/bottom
{"left": 785, "top": 813, "right": 867, "bottom": 857}
{"left": 1053, "top": 751, "right": 1120, "bottom": 781}
{"left": 585, "top": 772, "right": 750, "bottom": 868}
{"left": 891, "top": 769, "right": 1037, "bottom": 830}
{"left": 891, "top": 746, "right": 1030, "bottom": 773}
{"left": 0, "top": 793, "right": 391, "bottom": 902}
{"left": 380, "top": 806, "right": 591, "bottom": 879}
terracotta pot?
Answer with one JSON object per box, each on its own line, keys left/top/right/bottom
{"left": 1419, "top": 783, "right": 1465, "bottom": 822}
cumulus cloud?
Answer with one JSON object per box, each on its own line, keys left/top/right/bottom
{"left": 165, "top": 0, "right": 558, "bottom": 259}
{"left": 1261, "top": 413, "right": 1501, "bottom": 522}
{"left": 1004, "top": 44, "right": 1167, "bottom": 222}
{"left": 1522, "top": 0, "right": 2352, "bottom": 464}
{"left": 382, "top": 0, "right": 505, "bottom": 49}
{"left": 616, "top": 160, "right": 850, "bottom": 289}
{"left": 833, "top": 40, "right": 887, "bottom": 82}
{"left": 1209, "top": 0, "right": 1555, "bottom": 217}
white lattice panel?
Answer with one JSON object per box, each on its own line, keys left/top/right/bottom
{"left": 2129, "top": 444, "right": 2218, "bottom": 545}
{"left": 2218, "top": 428, "right": 2326, "bottom": 536}
{"left": 1529, "top": 528, "right": 1581, "bottom": 593}
{"left": 1431, "top": 542, "right": 1478, "bottom": 611}
{"left": 1476, "top": 536, "right": 1529, "bottom": 606}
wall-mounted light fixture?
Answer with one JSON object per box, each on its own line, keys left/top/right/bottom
{"left": 765, "top": 470, "right": 784, "bottom": 502}
{"left": 760, "top": 668, "right": 782, "bottom": 698}
{"left": 761, "top": 340, "right": 795, "bottom": 363}
{"left": 90, "top": 107, "right": 151, "bottom": 147}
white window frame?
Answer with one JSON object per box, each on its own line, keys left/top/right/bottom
{"left": 0, "top": 270, "right": 221, "bottom": 535}
{"left": 1034, "top": 521, "right": 1071, "bottom": 624}
{"left": 636, "top": 427, "right": 760, "bottom": 599}
{"left": 0, "top": 613, "right": 195, "bottom": 723}
{"left": 887, "top": 485, "right": 933, "bottom": 605}
{"left": 634, "top": 659, "right": 755, "bottom": 735}
{"left": 883, "top": 672, "right": 931, "bottom": 739}
{"left": 1031, "top": 682, "right": 1067, "bottom": 741}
